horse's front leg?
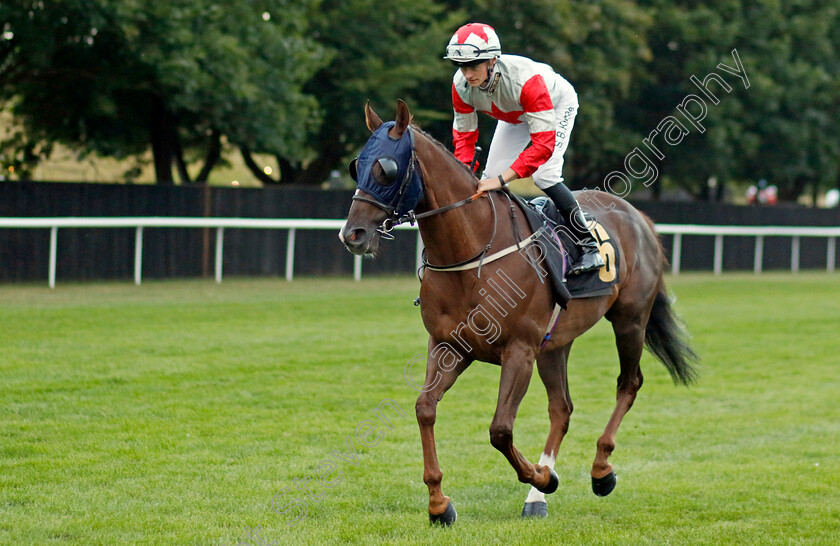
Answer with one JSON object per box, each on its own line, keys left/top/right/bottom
{"left": 415, "top": 336, "right": 472, "bottom": 525}
{"left": 490, "top": 341, "right": 559, "bottom": 496}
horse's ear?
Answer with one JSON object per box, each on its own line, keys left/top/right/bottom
{"left": 365, "top": 101, "right": 383, "bottom": 133}
{"left": 392, "top": 99, "right": 412, "bottom": 138}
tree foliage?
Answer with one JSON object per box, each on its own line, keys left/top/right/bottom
{"left": 1, "top": 0, "right": 838, "bottom": 202}
{"left": 254, "top": 0, "right": 464, "bottom": 185}
{"left": 629, "top": 0, "right": 840, "bottom": 200}
{"left": 1, "top": 0, "right": 327, "bottom": 183}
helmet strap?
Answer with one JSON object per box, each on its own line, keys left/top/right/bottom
{"left": 479, "top": 68, "right": 501, "bottom": 94}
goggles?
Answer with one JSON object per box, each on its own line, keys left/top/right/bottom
{"left": 444, "top": 43, "right": 499, "bottom": 62}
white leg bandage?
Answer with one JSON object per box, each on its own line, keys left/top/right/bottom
{"left": 524, "top": 451, "right": 557, "bottom": 504}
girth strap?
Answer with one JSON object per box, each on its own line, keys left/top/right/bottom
{"left": 424, "top": 230, "right": 541, "bottom": 272}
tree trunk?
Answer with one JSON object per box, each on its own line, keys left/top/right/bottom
{"left": 173, "top": 131, "right": 191, "bottom": 184}
{"left": 291, "top": 156, "right": 340, "bottom": 186}
{"left": 778, "top": 176, "right": 810, "bottom": 202}
{"left": 150, "top": 98, "right": 175, "bottom": 185}
{"left": 651, "top": 178, "right": 661, "bottom": 201}
{"left": 240, "top": 147, "right": 279, "bottom": 184}
{"left": 287, "top": 136, "right": 346, "bottom": 186}
{"left": 195, "top": 131, "right": 222, "bottom": 183}
{"left": 241, "top": 132, "right": 345, "bottom": 186}
{"left": 715, "top": 179, "right": 726, "bottom": 202}
{"left": 277, "top": 156, "right": 301, "bottom": 184}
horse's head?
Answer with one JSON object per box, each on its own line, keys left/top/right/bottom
{"left": 340, "top": 100, "right": 424, "bottom": 256}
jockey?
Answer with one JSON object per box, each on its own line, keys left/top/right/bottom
{"left": 444, "top": 22, "right": 604, "bottom": 275}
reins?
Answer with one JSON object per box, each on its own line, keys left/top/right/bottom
{"left": 397, "top": 190, "right": 485, "bottom": 225}
{"left": 420, "top": 193, "right": 499, "bottom": 277}
{"left": 421, "top": 189, "right": 533, "bottom": 277}
{"left": 370, "top": 189, "right": 487, "bottom": 241}
{"left": 352, "top": 125, "right": 529, "bottom": 275}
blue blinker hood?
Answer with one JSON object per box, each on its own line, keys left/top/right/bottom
{"left": 352, "top": 122, "right": 424, "bottom": 217}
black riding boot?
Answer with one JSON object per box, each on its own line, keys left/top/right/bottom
{"left": 542, "top": 183, "right": 605, "bottom": 275}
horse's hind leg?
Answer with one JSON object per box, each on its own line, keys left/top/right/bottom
{"left": 490, "top": 341, "right": 558, "bottom": 499}
{"left": 522, "top": 343, "right": 573, "bottom": 518}
{"left": 591, "top": 312, "right": 646, "bottom": 496}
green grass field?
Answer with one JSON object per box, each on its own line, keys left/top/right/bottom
{"left": 1, "top": 273, "right": 838, "bottom": 545}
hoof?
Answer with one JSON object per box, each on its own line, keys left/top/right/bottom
{"left": 521, "top": 501, "right": 547, "bottom": 518}
{"left": 536, "top": 468, "right": 559, "bottom": 495}
{"left": 429, "top": 500, "right": 457, "bottom": 526}
{"left": 592, "top": 471, "right": 617, "bottom": 497}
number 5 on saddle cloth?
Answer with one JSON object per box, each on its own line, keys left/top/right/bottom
{"left": 516, "top": 192, "right": 620, "bottom": 301}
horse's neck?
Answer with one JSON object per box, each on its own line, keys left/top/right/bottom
{"left": 414, "top": 136, "right": 495, "bottom": 266}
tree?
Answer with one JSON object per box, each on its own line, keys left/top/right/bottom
{"left": 243, "top": 0, "right": 465, "bottom": 185}
{"left": 0, "top": 0, "right": 327, "bottom": 183}
{"left": 3, "top": 0, "right": 839, "bottom": 200}
{"left": 630, "top": 0, "right": 840, "bottom": 202}
{"left": 733, "top": 0, "right": 840, "bottom": 202}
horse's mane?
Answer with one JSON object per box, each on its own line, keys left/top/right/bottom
{"left": 411, "top": 124, "right": 477, "bottom": 180}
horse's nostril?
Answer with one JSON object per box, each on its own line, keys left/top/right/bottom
{"left": 344, "top": 227, "right": 366, "bottom": 245}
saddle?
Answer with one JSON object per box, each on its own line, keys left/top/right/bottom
{"left": 507, "top": 190, "right": 620, "bottom": 305}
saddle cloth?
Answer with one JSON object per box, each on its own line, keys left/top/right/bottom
{"left": 511, "top": 191, "right": 620, "bottom": 303}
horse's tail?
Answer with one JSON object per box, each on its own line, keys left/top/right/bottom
{"left": 645, "top": 287, "right": 699, "bottom": 385}
{"left": 642, "top": 213, "right": 699, "bottom": 386}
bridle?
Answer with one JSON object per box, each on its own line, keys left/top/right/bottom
{"left": 350, "top": 126, "right": 528, "bottom": 277}
{"left": 351, "top": 126, "right": 486, "bottom": 241}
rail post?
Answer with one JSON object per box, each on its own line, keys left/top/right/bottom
{"left": 49, "top": 226, "right": 58, "bottom": 289}
{"left": 215, "top": 227, "right": 224, "bottom": 283}
{"left": 285, "top": 228, "right": 296, "bottom": 281}
{"left": 134, "top": 226, "right": 144, "bottom": 285}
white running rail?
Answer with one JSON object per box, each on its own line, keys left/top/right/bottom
{"left": 0, "top": 218, "right": 837, "bottom": 288}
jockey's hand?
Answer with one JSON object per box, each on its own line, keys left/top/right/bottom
{"left": 477, "top": 176, "right": 504, "bottom": 193}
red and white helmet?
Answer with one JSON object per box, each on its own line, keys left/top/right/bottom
{"left": 443, "top": 23, "right": 502, "bottom": 64}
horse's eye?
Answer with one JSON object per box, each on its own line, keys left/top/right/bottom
{"left": 373, "top": 157, "right": 399, "bottom": 185}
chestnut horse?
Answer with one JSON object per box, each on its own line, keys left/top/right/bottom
{"left": 340, "top": 100, "right": 697, "bottom": 524}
